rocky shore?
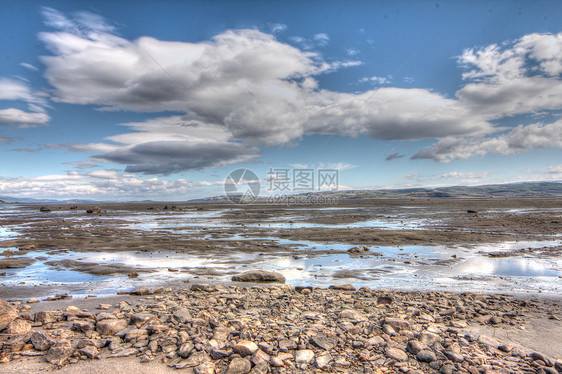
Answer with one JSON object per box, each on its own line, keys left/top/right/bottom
{"left": 0, "top": 282, "right": 561, "bottom": 374}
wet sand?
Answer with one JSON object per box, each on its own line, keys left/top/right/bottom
{"left": 0, "top": 198, "right": 561, "bottom": 299}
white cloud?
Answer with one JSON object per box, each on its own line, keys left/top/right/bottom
{"left": 546, "top": 164, "right": 562, "bottom": 174}
{"left": 412, "top": 120, "right": 562, "bottom": 162}
{"left": 0, "top": 170, "right": 223, "bottom": 200}
{"left": 270, "top": 23, "right": 287, "bottom": 33}
{"left": 0, "top": 108, "right": 50, "bottom": 128}
{"left": 0, "top": 78, "right": 38, "bottom": 102}
{"left": 35, "top": 9, "right": 562, "bottom": 172}
{"left": 36, "top": 10, "right": 501, "bottom": 174}
{"left": 0, "top": 78, "right": 50, "bottom": 127}
{"left": 412, "top": 32, "right": 562, "bottom": 162}
{"left": 63, "top": 160, "right": 99, "bottom": 169}
{"left": 20, "top": 63, "right": 39, "bottom": 71}
{"left": 359, "top": 75, "right": 391, "bottom": 85}
{"left": 50, "top": 116, "right": 260, "bottom": 175}
{"left": 456, "top": 32, "right": 562, "bottom": 118}
{"left": 433, "top": 171, "right": 490, "bottom": 180}
{"left": 346, "top": 48, "right": 359, "bottom": 56}
{"left": 313, "top": 33, "right": 330, "bottom": 46}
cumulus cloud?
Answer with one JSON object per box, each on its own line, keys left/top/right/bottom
{"left": 36, "top": 8, "right": 505, "bottom": 174}
{"left": 412, "top": 120, "right": 562, "bottom": 162}
{"left": 97, "top": 140, "right": 255, "bottom": 175}
{"left": 35, "top": 9, "right": 562, "bottom": 173}
{"left": 0, "top": 170, "right": 223, "bottom": 200}
{"left": 49, "top": 116, "right": 260, "bottom": 175}
{"left": 456, "top": 32, "right": 562, "bottom": 118}
{"left": 412, "top": 32, "right": 562, "bottom": 162}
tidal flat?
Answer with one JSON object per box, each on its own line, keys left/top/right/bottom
{"left": 0, "top": 199, "right": 561, "bottom": 373}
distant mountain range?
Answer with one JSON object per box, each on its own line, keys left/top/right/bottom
{"left": 204, "top": 181, "right": 562, "bottom": 202}
{"left": 308, "top": 181, "right": 562, "bottom": 200}
{"left": 1, "top": 181, "right": 561, "bottom": 204}
{"left": 0, "top": 196, "right": 100, "bottom": 204}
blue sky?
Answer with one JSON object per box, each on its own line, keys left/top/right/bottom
{"left": 0, "top": 0, "right": 561, "bottom": 200}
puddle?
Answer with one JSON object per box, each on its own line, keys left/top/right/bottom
{"left": 0, "top": 227, "right": 18, "bottom": 238}
{"left": 1, "top": 204, "right": 561, "bottom": 298}
{"left": 245, "top": 217, "right": 432, "bottom": 230}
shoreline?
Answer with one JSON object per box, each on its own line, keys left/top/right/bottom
{"left": 0, "top": 284, "right": 561, "bottom": 373}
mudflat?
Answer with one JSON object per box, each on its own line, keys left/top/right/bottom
{"left": 0, "top": 198, "right": 560, "bottom": 372}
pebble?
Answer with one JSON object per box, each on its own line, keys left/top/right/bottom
{"left": 0, "top": 286, "right": 557, "bottom": 374}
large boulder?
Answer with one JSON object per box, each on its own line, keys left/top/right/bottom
{"left": 231, "top": 270, "right": 285, "bottom": 283}
{"left": 0, "top": 300, "right": 17, "bottom": 331}
{"left": 4, "top": 319, "right": 31, "bottom": 335}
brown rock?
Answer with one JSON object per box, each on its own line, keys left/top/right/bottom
{"left": 45, "top": 340, "right": 74, "bottom": 366}
{"left": 78, "top": 345, "right": 98, "bottom": 359}
{"left": 194, "top": 362, "right": 216, "bottom": 374}
{"left": 86, "top": 206, "right": 102, "bottom": 214}
{"left": 383, "top": 317, "right": 411, "bottom": 331}
{"left": 0, "top": 300, "right": 17, "bottom": 331}
{"left": 34, "top": 310, "right": 56, "bottom": 325}
{"left": 225, "top": 357, "right": 252, "bottom": 374}
{"left": 295, "top": 349, "right": 315, "bottom": 364}
{"left": 4, "top": 319, "right": 31, "bottom": 335}
{"left": 385, "top": 347, "right": 408, "bottom": 362}
{"left": 339, "top": 309, "right": 368, "bottom": 322}
{"left": 234, "top": 340, "right": 259, "bottom": 357}
{"left": 129, "top": 286, "right": 150, "bottom": 296}
{"left": 31, "top": 331, "right": 53, "bottom": 351}
{"left": 96, "top": 318, "right": 128, "bottom": 336}
{"left": 328, "top": 284, "right": 356, "bottom": 291}
{"left": 231, "top": 270, "right": 285, "bottom": 283}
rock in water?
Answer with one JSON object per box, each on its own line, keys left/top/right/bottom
{"left": 0, "top": 300, "right": 17, "bottom": 331}
{"left": 86, "top": 206, "right": 102, "bottom": 214}
{"left": 231, "top": 270, "right": 285, "bottom": 283}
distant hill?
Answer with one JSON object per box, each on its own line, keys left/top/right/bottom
{"left": 200, "top": 181, "right": 562, "bottom": 202}
{"left": 0, "top": 196, "right": 99, "bottom": 204}
{"left": 1, "top": 181, "right": 560, "bottom": 204}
